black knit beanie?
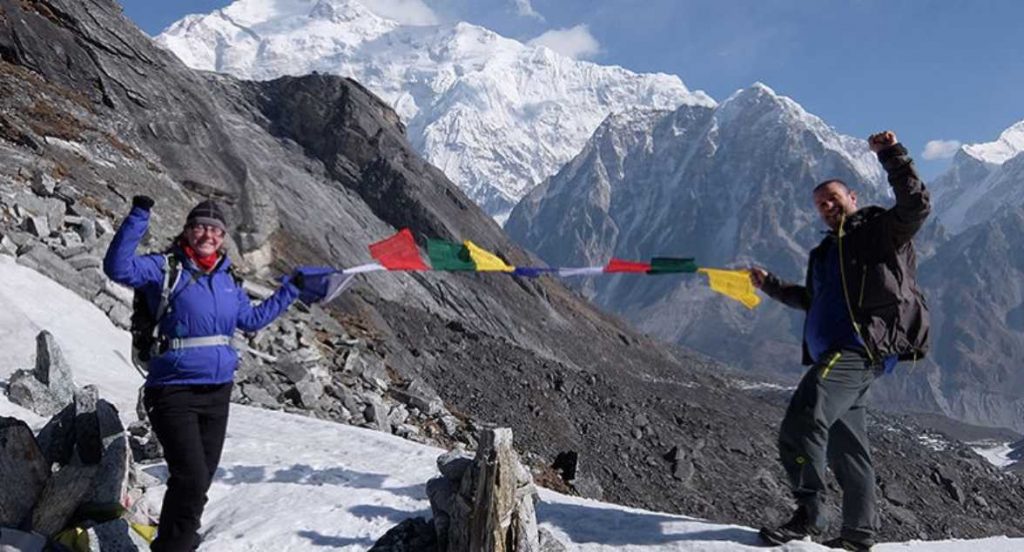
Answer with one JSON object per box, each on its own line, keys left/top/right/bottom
{"left": 185, "top": 200, "right": 227, "bottom": 232}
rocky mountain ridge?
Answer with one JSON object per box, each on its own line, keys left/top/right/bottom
{"left": 155, "top": 0, "right": 712, "bottom": 218}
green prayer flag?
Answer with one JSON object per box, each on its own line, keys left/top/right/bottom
{"left": 427, "top": 239, "right": 476, "bottom": 271}
{"left": 647, "top": 257, "right": 698, "bottom": 274}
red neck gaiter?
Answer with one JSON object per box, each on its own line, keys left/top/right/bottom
{"left": 180, "top": 238, "right": 221, "bottom": 273}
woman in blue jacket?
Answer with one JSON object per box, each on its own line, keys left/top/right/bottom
{"left": 104, "top": 195, "right": 300, "bottom": 551}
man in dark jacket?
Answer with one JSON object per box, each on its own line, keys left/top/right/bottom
{"left": 750, "top": 131, "right": 930, "bottom": 551}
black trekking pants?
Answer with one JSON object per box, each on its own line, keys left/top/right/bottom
{"left": 778, "top": 349, "right": 880, "bottom": 543}
{"left": 144, "top": 383, "right": 232, "bottom": 552}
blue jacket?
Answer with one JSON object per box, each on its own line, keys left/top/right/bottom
{"left": 804, "top": 236, "right": 864, "bottom": 363}
{"left": 104, "top": 206, "right": 299, "bottom": 386}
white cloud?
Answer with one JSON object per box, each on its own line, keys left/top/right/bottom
{"left": 922, "top": 139, "right": 962, "bottom": 160}
{"left": 511, "top": 0, "right": 545, "bottom": 21}
{"left": 528, "top": 24, "right": 600, "bottom": 60}
{"left": 360, "top": 0, "right": 439, "bottom": 25}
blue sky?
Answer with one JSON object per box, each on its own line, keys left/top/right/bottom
{"left": 121, "top": 0, "right": 1024, "bottom": 179}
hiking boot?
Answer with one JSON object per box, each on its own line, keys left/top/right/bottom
{"left": 822, "top": 536, "right": 874, "bottom": 551}
{"left": 758, "top": 508, "right": 822, "bottom": 545}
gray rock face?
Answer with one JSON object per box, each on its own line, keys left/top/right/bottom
{"left": 17, "top": 243, "right": 99, "bottom": 300}
{"left": 31, "top": 462, "right": 100, "bottom": 537}
{"left": 447, "top": 428, "right": 540, "bottom": 552}
{"left": 7, "top": 369, "right": 66, "bottom": 417}
{"left": 436, "top": 450, "right": 473, "bottom": 482}
{"left": 87, "top": 518, "right": 150, "bottom": 551}
{"left": 0, "top": 417, "right": 49, "bottom": 528}
{"left": 421, "top": 430, "right": 544, "bottom": 552}
{"left": 346, "top": 348, "right": 389, "bottom": 392}
{"left": 86, "top": 400, "right": 131, "bottom": 508}
{"left": 368, "top": 517, "right": 437, "bottom": 552}
{"left": 74, "top": 385, "right": 102, "bottom": 464}
{"left": 34, "top": 330, "right": 75, "bottom": 405}
{"left": 36, "top": 402, "right": 77, "bottom": 466}
{"left": 0, "top": 528, "right": 47, "bottom": 551}
{"left": 2, "top": 373, "right": 150, "bottom": 544}
{"left": 6, "top": 331, "right": 77, "bottom": 417}
{"left": 398, "top": 378, "right": 444, "bottom": 416}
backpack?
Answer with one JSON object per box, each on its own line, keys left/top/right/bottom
{"left": 130, "top": 253, "right": 184, "bottom": 369}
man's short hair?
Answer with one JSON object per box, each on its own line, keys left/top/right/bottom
{"left": 813, "top": 179, "right": 851, "bottom": 194}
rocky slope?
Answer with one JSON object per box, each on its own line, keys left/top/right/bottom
{"left": 1, "top": 0, "right": 1023, "bottom": 541}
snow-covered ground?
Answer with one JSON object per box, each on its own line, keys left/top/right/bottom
{"left": 971, "top": 442, "right": 1017, "bottom": 469}
{"left": 2, "top": 253, "right": 1022, "bottom": 551}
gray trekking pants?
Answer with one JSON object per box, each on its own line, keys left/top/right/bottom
{"left": 778, "top": 348, "right": 880, "bottom": 543}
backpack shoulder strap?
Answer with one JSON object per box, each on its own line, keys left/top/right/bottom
{"left": 228, "top": 264, "right": 246, "bottom": 289}
{"left": 153, "top": 254, "right": 183, "bottom": 326}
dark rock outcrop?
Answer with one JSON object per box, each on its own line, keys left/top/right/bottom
{"left": 0, "top": 417, "right": 49, "bottom": 528}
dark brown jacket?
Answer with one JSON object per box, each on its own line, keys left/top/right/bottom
{"left": 762, "top": 143, "right": 930, "bottom": 365}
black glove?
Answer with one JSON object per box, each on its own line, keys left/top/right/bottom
{"left": 290, "top": 270, "right": 305, "bottom": 290}
{"left": 132, "top": 195, "right": 155, "bottom": 211}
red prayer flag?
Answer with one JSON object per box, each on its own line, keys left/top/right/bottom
{"left": 369, "top": 229, "right": 429, "bottom": 271}
{"left": 604, "top": 258, "right": 652, "bottom": 273}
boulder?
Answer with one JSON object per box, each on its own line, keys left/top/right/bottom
{"left": 368, "top": 517, "right": 437, "bottom": 552}
{"left": 0, "top": 527, "right": 47, "bottom": 552}
{"left": 74, "top": 385, "right": 101, "bottom": 464}
{"left": 346, "top": 348, "right": 389, "bottom": 391}
{"left": 86, "top": 518, "right": 151, "bottom": 551}
{"left": 31, "top": 462, "right": 100, "bottom": 538}
{"left": 0, "top": 234, "right": 18, "bottom": 256}
{"left": 30, "top": 171, "right": 56, "bottom": 196}
{"left": 0, "top": 417, "right": 49, "bottom": 528}
{"left": 34, "top": 331, "right": 76, "bottom": 406}
{"left": 398, "top": 378, "right": 444, "bottom": 416}
{"left": 436, "top": 450, "right": 473, "bottom": 483}
{"left": 446, "top": 428, "right": 540, "bottom": 552}
{"left": 22, "top": 214, "right": 50, "bottom": 237}
{"left": 54, "top": 181, "right": 83, "bottom": 205}
{"left": 294, "top": 377, "right": 325, "bottom": 410}
{"left": 36, "top": 402, "right": 77, "bottom": 466}
{"left": 7, "top": 369, "right": 65, "bottom": 417}
{"left": 363, "top": 395, "right": 388, "bottom": 431}
{"left": 85, "top": 401, "right": 131, "bottom": 510}
{"left": 241, "top": 384, "right": 279, "bottom": 409}
{"left": 67, "top": 253, "right": 103, "bottom": 271}
{"left": 14, "top": 192, "right": 65, "bottom": 232}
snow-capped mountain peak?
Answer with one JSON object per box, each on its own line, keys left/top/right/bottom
{"left": 933, "top": 119, "right": 1024, "bottom": 234}
{"left": 156, "top": 0, "right": 713, "bottom": 218}
{"left": 962, "top": 120, "right": 1024, "bottom": 166}
{"left": 716, "top": 84, "right": 884, "bottom": 189}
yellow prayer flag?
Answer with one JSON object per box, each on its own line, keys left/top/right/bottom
{"left": 130, "top": 523, "right": 158, "bottom": 544}
{"left": 698, "top": 268, "right": 761, "bottom": 309}
{"left": 464, "top": 240, "right": 515, "bottom": 272}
